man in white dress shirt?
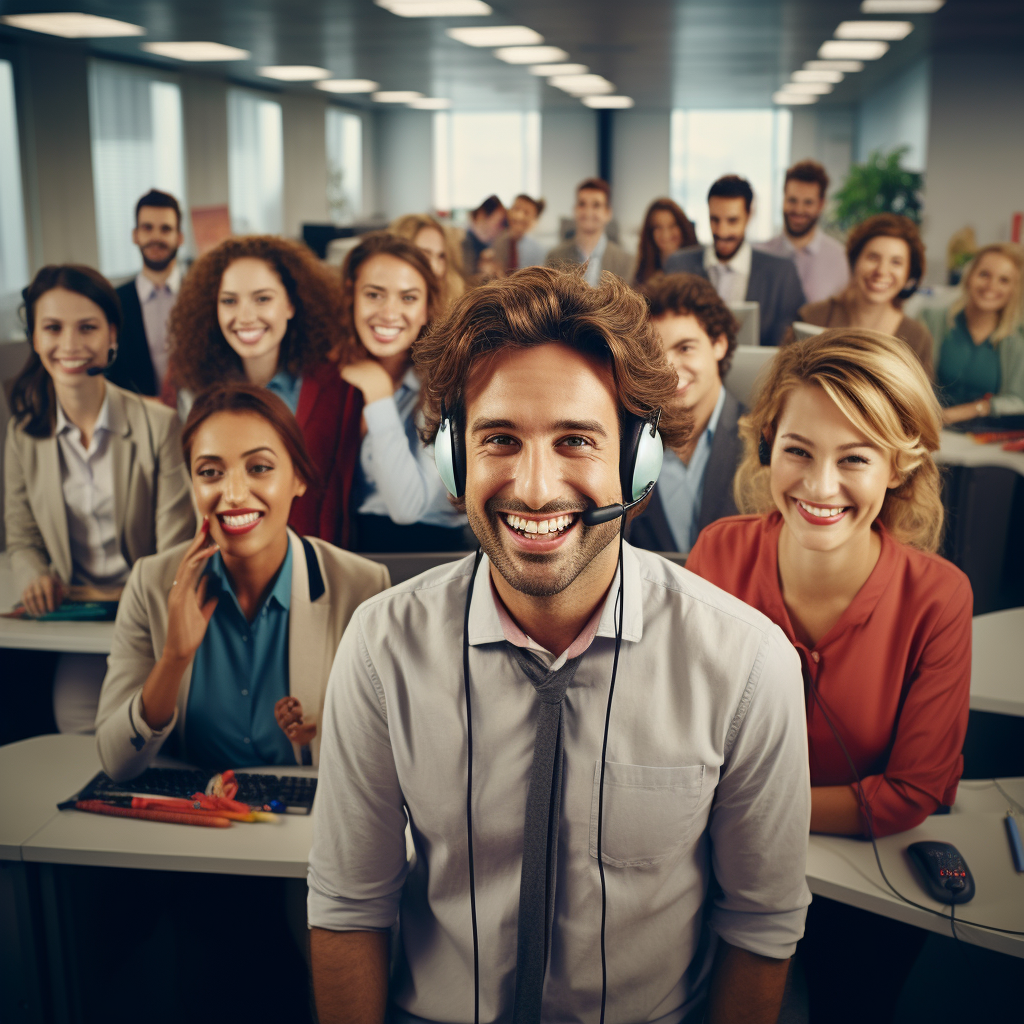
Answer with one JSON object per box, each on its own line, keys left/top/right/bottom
{"left": 308, "top": 267, "right": 810, "bottom": 1024}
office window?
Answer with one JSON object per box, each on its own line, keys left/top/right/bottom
{"left": 228, "top": 89, "right": 283, "bottom": 235}
{"left": 326, "top": 107, "right": 362, "bottom": 224}
{"left": 0, "top": 59, "right": 28, "bottom": 297}
{"left": 88, "top": 60, "right": 187, "bottom": 279}
{"left": 433, "top": 111, "right": 540, "bottom": 215}
{"left": 670, "top": 109, "right": 792, "bottom": 243}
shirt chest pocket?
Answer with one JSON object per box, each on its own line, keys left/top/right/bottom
{"left": 589, "top": 762, "right": 706, "bottom": 868}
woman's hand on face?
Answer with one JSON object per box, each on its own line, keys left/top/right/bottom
{"left": 340, "top": 359, "right": 395, "bottom": 405}
{"left": 163, "top": 517, "right": 220, "bottom": 664}
{"left": 274, "top": 696, "right": 317, "bottom": 746}
{"left": 21, "top": 574, "right": 65, "bottom": 617}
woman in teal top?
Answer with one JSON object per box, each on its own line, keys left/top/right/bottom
{"left": 923, "top": 243, "right": 1024, "bottom": 425}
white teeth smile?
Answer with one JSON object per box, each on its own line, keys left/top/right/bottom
{"left": 57, "top": 358, "right": 89, "bottom": 368}
{"left": 798, "top": 500, "right": 847, "bottom": 518}
{"left": 504, "top": 513, "right": 576, "bottom": 536}
{"left": 373, "top": 326, "right": 401, "bottom": 339}
{"left": 221, "top": 511, "right": 261, "bottom": 527}
{"left": 234, "top": 328, "right": 265, "bottom": 343}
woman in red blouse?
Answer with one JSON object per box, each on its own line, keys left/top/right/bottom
{"left": 686, "top": 328, "right": 972, "bottom": 1023}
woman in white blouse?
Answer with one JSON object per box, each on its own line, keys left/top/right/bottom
{"left": 5, "top": 265, "right": 195, "bottom": 731}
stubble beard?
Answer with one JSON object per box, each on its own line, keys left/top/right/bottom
{"left": 141, "top": 245, "right": 178, "bottom": 272}
{"left": 784, "top": 213, "right": 818, "bottom": 239}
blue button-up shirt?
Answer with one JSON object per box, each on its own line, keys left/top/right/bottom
{"left": 185, "top": 545, "right": 295, "bottom": 769}
{"left": 657, "top": 385, "right": 727, "bottom": 553}
{"left": 266, "top": 368, "right": 303, "bottom": 415}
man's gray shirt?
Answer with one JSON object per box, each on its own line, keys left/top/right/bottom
{"left": 308, "top": 545, "right": 811, "bottom": 1023}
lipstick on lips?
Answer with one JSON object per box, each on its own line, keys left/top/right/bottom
{"left": 794, "top": 498, "right": 849, "bottom": 526}
{"left": 216, "top": 508, "right": 264, "bottom": 536}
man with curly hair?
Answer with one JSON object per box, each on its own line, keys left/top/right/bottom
{"left": 308, "top": 268, "right": 810, "bottom": 1024}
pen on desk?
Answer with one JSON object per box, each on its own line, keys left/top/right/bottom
{"left": 1006, "top": 812, "right": 1024, "bottom": 872}
{"left": 73, "top": 800, "right": 232, "bottom": 828}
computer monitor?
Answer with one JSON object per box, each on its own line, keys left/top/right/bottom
{"left": 722, "top": 346, "right": 777, "bottom": 408}
{"left": 727, "top": 301, "right": 760, "bottom": 348}
{"left": 792, "top": 321, "right": 825, "bottom": 342}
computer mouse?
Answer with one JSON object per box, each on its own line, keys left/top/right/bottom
{"left": 907, "top": 840, "right": 976, "bottom": 904}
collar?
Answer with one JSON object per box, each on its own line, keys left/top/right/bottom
{"left": 577, "top": 232, "right": 608, "bottom": 261}
{"left": 398, "top": 365, "right": 420, "bottom": 395}
{"left": 705, "top": 240, "right": 751, "bottom": 276}
{"left": 705, "top": 382, "right": 727, "bottom": 441}
{"left": 135, "top": 265, "right": 181, "bottom": 302}
{"left": 467, "top": 544, "right": 644, "bottom": 653}
{"left": 56, "top": 391, "right": 111, "bottom": 439}
{"left": 779, "top": 229, "right": 822, "bottom": 255}
{"left": 208, "top": 540, "right": 293, "bottom": 615}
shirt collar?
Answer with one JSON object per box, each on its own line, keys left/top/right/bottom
{"left": 577, "top": 232, "right": 608, "bottom": 261}
{"left": 207, "top": 541, "right": 293, "bottom": 616}
{"left": 705, "top": 383, "right": 727, "bottom": 441}
{"left": 705, "top": 239, "right": 751, "bottom": 276}
{"left": 135, "top": 264, "right": 181, "bottom": 303}
{"left": 56, "top": 392, "right": 111, "bottom": 438}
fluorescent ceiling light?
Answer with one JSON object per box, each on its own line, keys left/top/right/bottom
{"left": 447, "top": 26, "right": 542, "bottom": 47}
{"left": 792, "top": 69, "right": 844, "bottom": 84}
{"left": 409, "top": 97, "right": 452, "bottom": 109}
{"left": 835, "top": 20, "right": 913, "bottom": 40}
{"left": 314, "top": 79, "right": 380, "bottom": 93}
{"left": 550, "top": 74, "right": 615, "bottom": 96}
{"left": 142, "top": 42, "right": 250, "bottom": 61}
{"left": 862, "top": 1, "right": 944, "bottom": 12}
{"left": 773, "top": 92, "right": 818, "bottom": 105}
{"left": 805, "top": 59, "right": 864, "bottom": 72}
{"left": 0, "top": 13, "right": 144, "bottom": 37}
{"left": 785, "top": 81, "right": 833, "bottom": 95}
{"left": 529, "top": 63, "right": 589, "bottom": 76}
{"left": 582, "top": 95, "right": 634, "bottom": 109}
{"left": 373, "top": 90, "right": 423, "bottom": 102}
{"left": 495, "top": 45, "right": 569, "bottom": 64}
{"left": 258, "top": 66, "right": 331, "bottom": 81}
{"left": 819, "top": 40, "right": 890, "bottom": 59}
{"left": 378, "top": 0, "right": 493, "bottom": 16}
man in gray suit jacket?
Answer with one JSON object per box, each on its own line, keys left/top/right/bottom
{"left": 664, "top": 175, "right": 804, "bottom": 346}
{"left": 629, "top": 273, "right": 746, "bottom": 554}
{"left": 545, "top": 177, "right": 634, "bottom": 283}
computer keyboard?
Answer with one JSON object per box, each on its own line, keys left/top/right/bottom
{"left": 70, "top": 767, "right": 318, "bottom": 815}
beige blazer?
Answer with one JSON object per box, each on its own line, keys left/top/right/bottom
{"left": 3, "top": 382, "right": 196, "bottom": 593}
{"left": 545, "top": 237, "right": 635, "bottom": 281}
{"left": 95, "top": 530, "right": 390, "bottom": 781}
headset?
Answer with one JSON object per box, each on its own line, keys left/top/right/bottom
{"left": 446, "top": 396, "right": 663, "bottom": 1024}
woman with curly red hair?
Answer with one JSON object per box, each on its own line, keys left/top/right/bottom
{"left": 165, "top": 236, "right": 361, "bottom": 546}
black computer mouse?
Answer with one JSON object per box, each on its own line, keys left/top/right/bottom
{"left": 907, "top": 841, "right": 976, "bottom": 904}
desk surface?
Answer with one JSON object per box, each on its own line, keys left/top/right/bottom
{"left": 971, "top": 608, "right": 1024, "bottom": 717}
{"left": 936, "top": 429, "right": 1024, "bottom": 477}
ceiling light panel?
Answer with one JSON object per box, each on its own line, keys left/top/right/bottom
{"left": 0, "top": 13, "right": 144, "bottom": 37}
{"left": 805, "top": 59, "right": 864, "bottom": 72}
{"left": 314, "top": 79, "right": 380, "bottom": 93}
{"left": 373, "top": 90, "right": 423, "bottom": 102}
{"left": 409, "top": 97, "right": 452, "bottom": 109}
{"left": 861, "top": 1, "right": 944, "bottom": 12}
{"left": 142, "top": 42, "right": 250, "bottom": 61}
{"left": 549, "top": 74, "right": 615, "bottom": 96}
{"left": 446, "top": 26, "right": 542, "bottom": 47}
{"left": 819, "top": 40, "right": 890, "bottom": 59}
{"left": 379, "top": 0, "right": 493, "bottom": 16}
{"left": 792, "top": 69, "right": 844, "bottom": 84}
{"left": 785, "top": 81, "right": 833, "bottom": 95}
{"left": 773, "top": 92, "right": 819, "bottom": 105}
{"left": 835, "top": 20, "right": 913, "bottom": 40}
{"left": 582, "top": 96, "right": 634, "bottom": 109}
{"left": 529, "top": 63, "right": 589, "bottom": 76}
{"left": 258, "top": 66, "right": 331, "bottom": 81}
{"left": 495, "top": 46, "right": 569, "bottom": 64}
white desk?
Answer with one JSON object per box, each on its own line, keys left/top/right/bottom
{"left": 936, "top": 429, "right": 1024, "bottom": 478}
{"left": 807, "top": 778, "right": 1024, "bottom": 959}
{"left": 0, "top": 551, "right": 115, "bottom": 653}
{"left": 971, "top": 608, "right": 1024, "bottom": 717}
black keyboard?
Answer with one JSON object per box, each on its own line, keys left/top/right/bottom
{"left": 70, "top": 768, "right": 318, "bottom": 815}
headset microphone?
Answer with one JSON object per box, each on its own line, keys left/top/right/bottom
{"left": 86, "top": 346, "right": 117, "bottom": 377}
{"left": 581, "top": 481, "right": 657, "bottom": 526}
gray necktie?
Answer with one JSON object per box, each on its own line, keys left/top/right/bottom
{"left": 507, "top": 644, "right": 584, "bottom": 1024}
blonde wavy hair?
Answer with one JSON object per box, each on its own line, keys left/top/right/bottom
{"left": 390, "top": 213, "right": 466, "bottom": 309}
{"left": 946, "top": 242, "right": 1024, "bottom": 342}
{"left": 735, "top": 329, "right": 945, "bottom": 552}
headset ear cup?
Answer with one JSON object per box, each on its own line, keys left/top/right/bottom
{"left": 434, "top": 419, "right": 460, "bottom": 498}
{"left": 451, "top": 416, "right": 467, "bottom": 497}
{"left": 758, "top": 434, "right": 772, "bottom": 467}
{"left": 631, "top": 422, "right": 664, "bottom": 501}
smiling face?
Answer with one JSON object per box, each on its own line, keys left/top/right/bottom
{"left": 782, "top": 179, "right": 825, "bottom": 239}
{"left": 508, "top": 197, "right": 539, "bottom": 241}
{"left": 413, "top": 226, "right": 448, "bottom": 282}
{"left": 353, "top": 253, "right": 429, "bottom": 363}
{"left": 132, "top": 205, "right": 183, "bottom": 272}
{"left": 650, "top": 209, "right": 683, "bottom": 259}
{"left": 32, "top": 287, "right": 116, "bottom": 386}
{"left": 708, "top": 196, "right": 750, "bottom": 262}
{"left": 852, "top": 236, "right": 911, "bottom": 309}
{"left": 653, "top": 312, "right": 728, "bottom": 420}
{"left": 217, "top": 258, "right": 295, "bottom": 385}
{"left": 464, "top": 342, "right": 622, "bottom": 597}
{"left": 190, "top": 410, "right": 306, "bottom": 563}
{"left": 574, "top": 188, "right": 612, "bottom": 238}
{"left": 769, "top": 384, "right": 899, "bottom": 554}
{"left": 966, "top": 252, "right": 1019, "bottom": 316}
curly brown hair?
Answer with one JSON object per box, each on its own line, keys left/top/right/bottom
{"left": 414, "top": 265, "right": 690, "bottom": 454}
{"left": 335, "top": 231, "right": 441, "bottom": 367}
{"left": 640, "top": 272, "right": 740, "bottom": 378}
{"left": 634, "top": 199, "right": 699, "bottom": 287}
{"left": 167, "top": 235, "right": 343, "bottom": 392}
{"left": 845, "top": 214, "right": 926, "bottom": 304}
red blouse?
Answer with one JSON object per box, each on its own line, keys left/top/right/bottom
{"left": 686, "top": 512, "right": 972, "bottom": 838}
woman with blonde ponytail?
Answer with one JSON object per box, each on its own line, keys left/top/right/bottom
{"left": 687, "top": 328, "right": 972, "bottom": 1023}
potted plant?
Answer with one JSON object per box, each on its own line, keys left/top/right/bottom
{"left": 831, "top": 147, "right": 924, "bottom": 233}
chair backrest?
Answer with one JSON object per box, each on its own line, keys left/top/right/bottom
{"left": 792, "top": 320, "right": 825, "bottom": 342}
{"left": 363, "top": 551, "right": 471, "bottom": 587}
{"left": 722, "top": 345, "right": 777, "bottom": 408}
{"left": 727, "top": 301, "right": 759, "bottom": 348}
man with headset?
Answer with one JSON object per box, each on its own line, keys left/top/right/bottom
{"left": 308, "top": 267, "right": 810, "bottom": 1023}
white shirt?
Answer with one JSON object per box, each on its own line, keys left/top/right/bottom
{"left": 309, "top": 546, "right": 810, "bottom": 1023}
{"left": 758, "top": 230, "right": 849, "bottom": 304}
{"left": 704, "top": 240, "right": 752, "bottom": 303}
{"left": 55, "top": 394, "right": 131, "bottom": 588}
{"left": 578, "top": 233, "right": 609, "bottom": 288}
{"left": 134, "top": 265, "right": 181, "bottom": 389}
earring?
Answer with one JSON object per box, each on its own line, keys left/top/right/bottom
{"left": 758, "top": 435, "right": 771, "bottom": 467}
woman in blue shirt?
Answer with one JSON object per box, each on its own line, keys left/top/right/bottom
{"left": 336, "top": 232, "right": 469, "bottom": 552}
{"left": 95, "top": 383, "right": 389, "bottom": 779}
